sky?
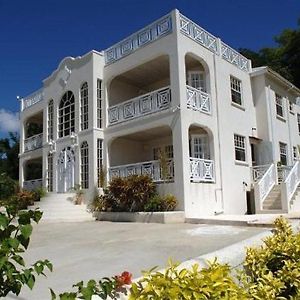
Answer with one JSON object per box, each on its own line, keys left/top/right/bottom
{"left": 0, "top": 0, "right": 299, "bottom": 137}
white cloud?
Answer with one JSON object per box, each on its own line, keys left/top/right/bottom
{"left": 0, "top": 109, "right": 20, "bottom": 133}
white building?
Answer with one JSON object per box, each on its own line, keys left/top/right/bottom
{"left": 19, "top": 9, "right": 300, "bottom": 218}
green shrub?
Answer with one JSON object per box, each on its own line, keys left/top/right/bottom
{"left": 241, "top": 216, "right": 300, "bottom": 299}
{"left": 144, "top": 194, "right": 177, "bottom": 212}
{"left": 129, "top": 259, "right": 247, "bottom": 300}
{"left": 101, "top": 175, "right": 157, "bottom": 212}
{"left": 0, "top": 206, "right": 53, "bottom": 297}
{"left": 32, "top": 187, "right": 47, "bottom": 202}
{"left": 7, "top": 190, "right": 36, "bottom": 211}
{"left": 0, "top": 173, "right": 17, "bottom": 201}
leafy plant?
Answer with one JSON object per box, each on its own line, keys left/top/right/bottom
{"left": 71, "top": 184, "right": 85, "bottom": 205}
{"left": 129, "top": 259, "right": 247, "bottom": 300}
{"left": 32, "top": 186, "right": 47, "bottom": 201}
{"left": 5, "top": 189, "right": 36, "bottom": 211}
{"left": 241, "top": 216, "right": 300, "bottom": 299}
{"left": 144, "top": 194, "right": 177, "bottom": 212}
{"left": 98, "top": 164, "right": 107, "bottom": 188}
{"left": 50, "top": 271, "right": 132, "bottom": 300}
{"left": 0, "top": 172, "right": 17, "bottom": 201}
{"left": 0, "top": 206, "right": 53, "bottom": 297}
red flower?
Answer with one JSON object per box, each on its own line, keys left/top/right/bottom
{"left": 115, "top": 271, "right": 132, "bottom": 287}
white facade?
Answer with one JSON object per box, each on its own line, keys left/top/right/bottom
{"left": 19, "top": 10, "right": 300, "bottom": 217}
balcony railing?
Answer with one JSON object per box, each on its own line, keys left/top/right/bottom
{"left": 190, "top": 158, "right": 215, "bottom": 182}
{"left": 251, "top": 164, "right": 271, "bottom": 182}
{"left": 23, "top": 179, "right": 43, "bottom": 191}
{"left": 186, "top": 85, "right": 211, "bottom": 114}
{"left": 109, "top": 159, "right": 174, "bottom": 183}
{"left": 21, "top": 88, "right": 44, "bottom": 111}
{"left": 24, "top": 133, "right": 43, "bottom": 152}
{"left": 108, "top": 86, "right": 171, "bottom": 125}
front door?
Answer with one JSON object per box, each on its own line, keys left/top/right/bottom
{"left": 57, "top": 147, "right": 75, "bottom": 193}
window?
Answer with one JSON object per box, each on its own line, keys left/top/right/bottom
{"left": 187, "top": 71, "right": 206, "bottom": 92}
{"left": 48, "top": 100, "right": 54, "bottom": 141}
{"left": 47, "top": 152, "right": 53, "bottom": 192}
{"left": 80, "top": 141, "right": 89, "bottom": 189}
{"left": 279, "top": 142, "right": 287, "bottom": 165}
{"left": 97, "top": 139, "right": 103, "bottom": 188}
{"left": 58, "top": 91, "right": 75, "bottom": 138}
{"left": 297, "top": 114, "right": 300, "bottom": 134}
{"left": 80, "top": 82, "right": 89, "bottom": 131}
{"left": 97, "top": 79, "right": 102, "bottom": 128}
{"left": 191, "top": 135, "right": 210, "bottom": 159}
{"left": 276, "top": 94, "right": 284, "bottom": 118}
{"left": 230, "top": 76, "right": 242, "bottom": 106}
{"left": 153, "top": 145, "right": 173, "bottom": 160}
{"left": 289, "top": 101, "right": 294, "bottom": 113}
{"left": 293, "top": 146, "right": 298, "bottom": 161}
{"left": 234, "top": 134, "right": 246, "bottom": 162}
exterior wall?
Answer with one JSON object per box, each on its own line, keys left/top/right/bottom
{"left": 19, "top": 9, "right": 300, "bottom": 216}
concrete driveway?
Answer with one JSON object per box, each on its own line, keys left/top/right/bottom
{"left": 9, "top": 220, "right": 268, "bottom": 300}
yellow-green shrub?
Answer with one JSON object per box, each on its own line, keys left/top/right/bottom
{"left": 242, "top": 216, "right": 300, "bottom": 299}
{"left": 129, "top": 259, "right": 248, "bottom": 300}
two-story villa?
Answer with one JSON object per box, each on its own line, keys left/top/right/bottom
{"left": 19, "top": 9, "right": 300, "bottom": 218}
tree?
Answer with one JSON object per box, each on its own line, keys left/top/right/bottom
{"left": 239, "top": 18, "right": 300, "bottom": 88}
{"left": 0, "top": 132, "right": 19, "bottom": 180}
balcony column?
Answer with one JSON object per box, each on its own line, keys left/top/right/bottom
{"left": 169, "top": 22, "right": 190, "bottom": 211}
{"left": 19, "top": 158, "right": 25, "bottom": 189}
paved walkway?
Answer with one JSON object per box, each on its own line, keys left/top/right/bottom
{"left": 8, "top": 220, "right": 268, "bottom": 300}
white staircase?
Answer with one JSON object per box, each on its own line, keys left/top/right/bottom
{"left": 262, "top": 185, "right": 282, "bottom": 212}
{"left": 29, "top": 193, "right": 94, "bottom": 222}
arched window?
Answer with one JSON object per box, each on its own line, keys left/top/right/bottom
{"left": 80, "top": 82, "right": 89, "bottom": 130}
{"left": 58, "top": 91, "right": 75, "bottom": 138}
{"left": 47, "top": 152, "right": 53, "bottom": 192}
{"left": 48, "top": 100, "right": 54, "bottom": 141}
{"left": 80, "top": 141, "right": 89, "bottom": 189}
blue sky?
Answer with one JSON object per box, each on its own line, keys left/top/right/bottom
{"left": 0, "top": 0, "right": 299, "bottom": 137}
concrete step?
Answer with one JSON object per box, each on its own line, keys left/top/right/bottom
{"left": 28, "top": 193, "right": 93, "bottom": 222}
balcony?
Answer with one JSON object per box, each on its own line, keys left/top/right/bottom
{"left": 108, "top": 86, "right": 171, "bottom": 125}
{"left": 23, "top": 178, "right": 43, "bottom": 191}
{"left": 190, "top": 158, "right": 215, "bottom": 182}
{"left": 24, "top": 133, "right": 43, "bottom": 152}
{"left": 186, "top": 85, "right": 211, "bottom": 114}
{"left": 21, "top": 88, "right": 44, "bottom": 111}
{"left": 109, "top": 159, "right": 174, "bottom": 183}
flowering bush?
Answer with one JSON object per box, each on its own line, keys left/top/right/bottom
{"left": 51, "top": 271, "right": 132, "bottom": 300}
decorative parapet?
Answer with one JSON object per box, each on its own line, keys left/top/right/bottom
{"left": 179, "top": 13, "right": 250, "bottom": 72}
{"left": 221, "top": 42, "right": 250, "bottom": 72}
{"left": 24, "top": 133, "right": 43, "bottom": 152}
{"left": 179, "top": 14, "right": 218, "bottom": 54}
{"left": 21, "top": 88, "right": 44, "bottom": 111}
{"left": 104, "top": 13, "right": 172, "bottom": 65}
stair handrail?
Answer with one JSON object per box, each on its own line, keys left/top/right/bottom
{"left": 254, "top": 163, "right": 276, "bottom": 212}
{"left": 281, "top": 160, "right": 300, "bottom": 211}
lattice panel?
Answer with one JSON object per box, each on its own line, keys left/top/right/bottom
{"left": 105, "top": 14, "right": 172, "bottom": 64}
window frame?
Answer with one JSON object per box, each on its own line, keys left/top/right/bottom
{"left": 80, "top": 141, "right": 89, "bottom": 189}
{"left": 80, "top": 82, "right": 89, "bottom": 131}
{"left": 187, "top": 71, "right": 206, "bottom": 92}
{"left": 47, "top": 100, "right": 54, "bottom": 141}
{"left": 58, "top": 91, "right": 75, "bottom": 138}
{"left": 153, "top": 145, "right": 174, "bottom": 160}
{"left": 97, "top": 139, "right": 103, "bottom": 188}
{"left": 97, "top": 79, "right": 102, "bottom": 129}
{"left": 234, "top": 134, "right": 247, "bottom": 162}
{"left": 47, "top": 152, "right": 53, "bottom": 192}
{"left": 297, "top": 114, "right": 300, "bottom": 135}
{"left": 279, "top": 142, "right": 288, "bottom": 166}
{"left": 275, "top": 93, "right": 284, "bottom": 119}
{"left": 230, "top": 76, "right": 243, "bottom": 107}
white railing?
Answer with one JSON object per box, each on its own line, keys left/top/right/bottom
{"left": 109, "top": 159, "right": 174, "bottom": 183}
{"left": 24, "top": 133, "right": 43, "bottom": 152}
{"left": 21, "top": 88, "right": 44, "bottom": 111}
{"left": 108, "top": 86, "right": 171, "bottom": 125}
{"left": 179, "top": 14, "right": 218, "bottom": 54}
{"left": 281, "top": 161, "right": 300, "bottom": 211}
{"left": 186, "top": 85, "right": 211, "bottom": 114}
{"left": 23, "top": 179, "right": 43, "bottom": 191}
{"left": 221, "top": 42, "right": 250, "bottom": 72}
{"left": 190, "top": 158, "right": 215, "bottom": 182}
{"left": 277, "top": 165, "right": 293, "bottom": 183}
{"left": 179, "top": 13, "right": 250, "bottom": 72}
{"left": 254, "top": 163, "right": 276, "bottom": 211}
{"left": 104, "top": 13, "right": 172, "bottom": 64}
{"left": 251, "top": 164, "right": 271, "bottom": 182}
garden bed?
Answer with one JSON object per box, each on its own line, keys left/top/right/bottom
{"left": 94, "top": 211, "right": 185, "bottom": 223}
